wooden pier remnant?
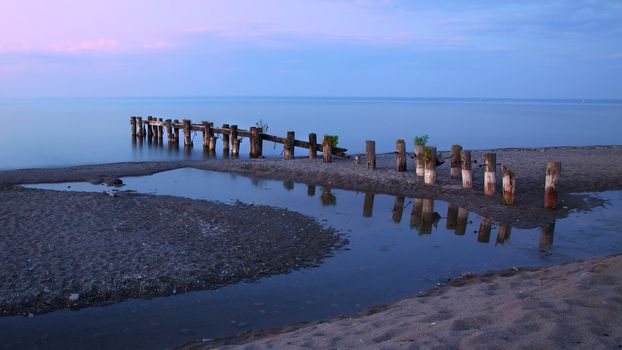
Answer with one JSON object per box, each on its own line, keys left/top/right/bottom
{"left": 366, "top": 141, "right": 376, "bottom": 170}
{"left": 396, "top": 139, "right": 407, "bottom": 172}
{"left": 415, "top": 144, "right": 425, "bottom": 176}
{"left": 322, "top": 135, "right": 332, "bottom": 163}
{"left": 544, "top": 161, "right": 561, "bottom": 209}
{"left": 502, "top": 166, "right": 516, "bottom": 205}
{"left": 284, "top": 131, "right": 295, "bottom": 160}
{"left": 222, "top": 124, "right": 230, "bottom": 153}
{"left": 130, "top": 116, "right": 137, "bottom": 136}
{"left": 424, "top": 146, "right": 437, "bottom": 185}
{"left": 183, "top": 119, "right": 192, "bottom": 147}
{"left": 208, "top": 122, "right": 216, "bottom": 151}
{"left": 250, "top": 127, "right": 259, "bottom": 158}
{"left": 308, "top": 133, "right": 317, "bottom": 159}
{"left": 173, "top": 119, "right": 180, "bottom": 144}
{"left": 137, "top": 117, "right": 144, "bottom": 138}
{"left": 363, "top": 192, "right": 375, "bottom": 217}
{"left": 202, "top": 121, "right": 210, "bottom": 149}
{"left": 484, "top": 153, "right": 496, "bottom": 196}
{"left": 450, "top": 144, "right": 462, "bottom": 179}
{"left": 230, "top": 125, "right": 239, "bottom": 155}
{"left": 461, "top": 151, "right": 472, "bottom": 188}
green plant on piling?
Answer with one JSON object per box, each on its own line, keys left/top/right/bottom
{"left": 323, "top": 134, "right": 339, "bottom": 148}
{"left": 414, "top": 134, "right": 429, "bottom": 146}
{"left": 255, "top": 119, "right": 269, "bottom": 133}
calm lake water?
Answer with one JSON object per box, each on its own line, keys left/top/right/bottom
{"left": 1, "top": 97, "right": 621, "bottom": 170}
{"left": 8, "top": 168, "right": 622, "bottom": 350}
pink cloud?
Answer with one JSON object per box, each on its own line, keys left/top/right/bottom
{"left": 142, "top": 41, "right": 174, "bottom": 49}
{"left": 50, "top": 39, "right": 118, "bottom": 53}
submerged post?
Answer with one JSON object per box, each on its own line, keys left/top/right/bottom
{"left": 256, "top": 127, "right": 263, "bottom": 157}
{"left": 424, "top": 146, "right": 437, "bottom": 185}
{"left": 396, "top": 139, "right": 407, "bottom": 172}
{"left": 249, "top": 127, "right": 257, "bottom": 157}
{"left": 230, "top": 125, "right": 239, "bottom": 155}
{"left": 137, "top": 117, "right": 144, "bottom": 138}
{"left": 284, "top": 131, "right": 295, "bottom": 160}
{"left": 222, "top": 124, "right": 230, "bottom": 154}
{"left": 461, "top": 151, "right": 472, "bottom": 188}
{"left": 130, "top": 116, "right": 137, "bottom": 136}
{"left": 173, "top": 119, "right": 180, "bottom": 144}
{"left": 415, "top": 144, "right": 425, "bottom": 177}
{"left": 183, "top": 119, "right": 192, "bottom": 147}
{"left": 147, "top": 116, "right": 154, "bottom": 139}
{"left": 450, "top": 144, "right": 462, "bottom": 179}
{"left": 165, "top": 119, "right": 173, "bottom": 143}
{"left": 484, "top": 153, "right": 496, "bottom": 196}
{"left": 365, "top": 140, "right": 376, "bottom": 170}
{"left": 502, "top": 166, "right": 516, "bottom": 205}
{"left": 202, "top": 121, "right": 211, "bottom": 149}
{"left": 322, "top": 135, "right": 332, "bottom": 163}
{"left": 544, "top": 161, "right": 561, "bottom": 209}
{"left": 308, "top": 133, "right": 317, "bottom": 159}
{"left": 157, "top": 118, "right": 164, "bottom": 141}
{"left": 208, "top": 122, "right": 216, "bottom": 151}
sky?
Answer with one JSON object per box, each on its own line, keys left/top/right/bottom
{"left": 0, "top": 0, "right": 621, "bottom": 99}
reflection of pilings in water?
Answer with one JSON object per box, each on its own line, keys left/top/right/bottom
{"left": 131, "top": 135, "right": 137, "bottom": 147}
{"left": 307, "top": 184, "right": 316, "bottom": 196}
{"left": 251, "top": 177, "right": 260, "bottom": 187}
{"left": 392, "top": 196, "right": 405, "bottom": 223}
{"left": 455, "top": 208, "right": 469, "bottom": 235}
{"left": 410, "top": 198, "right": 423, "bottom": 229}
{"left": 478, "top": 217, "right": 492, "bottom": 243}
{"left": 496, "top": 224, "right": 512, "bottom": 245}
{"left": 321, "top": 186, "right": 336, "bottom": 206}
{"left": 539, "top": 222, "right": 555, "bottom": 251}
{"left": 446, "top": 204, "right": 458, "bottom": 230}
{"left": 283, "top": 180, "right": 294, "bottom": 191}
{"left": 420, "top": 199, "right": 435, "bottom": 234}
{"left": 363, "top": 192, "right": 375, "bottom": 217}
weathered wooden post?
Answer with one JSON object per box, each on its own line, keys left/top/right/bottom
{"left": 183, "top": 119, "right": 192, "bottom": 147}
{"left": 173, "top": 119, "right": 180, "bottom": 144}
{"left": 539, "top": 222, "right": 555, "bottom": 250}
{"left": 461, "top": 151, "right": 472, "bottom": 188}
{"left": 363, "top": 192, "right": 374, "bottom": 217}
{"left": 284, "top": 131, "right": 295, "bottom": 160}
{"left": 478, "top": 217, "right": 492, "bottom": 243}
{"left": 222, "top": 124, "right": 230, "bottom": 154}
{"left": 415, "top": 144, "right": 425, "bottom": 176}
{"left": 484, "top": 153, "right": 496, "bottom": 196}
{"left": 446, "top": 204, "right": 458, "bottom": 230}
{"left": 164, "top": 119, "right": 175, "bottom": 144}
{"left": 255, "top": 127, "right": 263, "bottom": 157}
{"left": 137, "top": 117, "right": 144, "bottom": 138}
{"left": 395, "top": 139, "right": 407, "bottom": 172}
{"left": 366, "top": 141, "right": 376, "bottom": 170}
{"left": 455, "top": 207, "right": 468, "bottom": 235}
{"left": 308, "top": 133, "right": 317, "bottom": 159}
{"left": 502, "top": 166, "right": 516, "bottom": 205}
{"left": 157, "top": 118, "right": 164, "bottom": 141}
{"left": 249, "top": 127, "right": 257, "bottom": 157}
{"left": 420, "top": 198, "right": 434, "bottom": 234}
{"left": 307, "top": 184, "right": 316, "bottom": 196}
{"left": 410, "top": 198, "right": 423, "bottom": 229}
{"left": 230, "top": 125, "right": 239, "bottom": 155}
{"left": 496, "top": 224, "right": 512, "bottom": 245}
{"left": 450, "top": 144, "right": 462, "bottom": 179}
{"left": 544, "top": 161, "right": 561, "bottom": 209}
{"left": 424, "top": 147, "right": 437, "bottom": 185}
{"left": 208, "top": 122, "right": 216, "bottom": 151}
{"left": 147, "top": 116, "right": 154, "bottom": 139}
{"left": 392, "top": 196, "right": 405, "bottom": 223}
{"left": 130, "top": 116, "right": 137, "bottom": 136}
{"left": 202, "top": 121, "right": 211, "bottom": 149}
{"left": 322, "top": 135, "right": 332, "bottom": 163}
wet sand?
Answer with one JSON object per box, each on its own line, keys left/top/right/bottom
{"left": 183, "top": 254, "right": 622, "bottom": 350}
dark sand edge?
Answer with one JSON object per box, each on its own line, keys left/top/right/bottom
{"left": 2, "top": 146, "right": 621, "bottom": 228}
{"left": 177, "top": 253, "right": 622, "bottom": 350}
{"left": 0, "top": 187, "right": 347, "bottom": 317}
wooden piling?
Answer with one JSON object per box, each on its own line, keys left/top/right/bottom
{"left": 539, "top": 222, "right": 555, "bottom": 249}
{"left": 484, "top": 153, "right": 496, "bottom": 196}
{"left": 308, "top": 133, "right": 317, "bottom": 159}
{"left": 544, "top": 161, "right": 561, "bottom": 209}
{"left": 284, "top": 131, "right": 295, "bottom": 160}
{"left": 424, "top": 147, "right": 437, "bottom": 185}
{"left": 130, "top": 117, "right": 137, "bottom": 136}
{"left": 455, "top": 207, "right": 468, "bottom": 235}
{"left": 230, "top": 125, "right": 239, "bottom": 155}
{"left": 249, "top": 127, "right": 257, "bottom": 157}
{"left": 183, "top": 119, "right": 192, "bottom": 147}
{"left": 392, "top": 196, "right": 405, "bottom": 223}
{"left": 461, "top": 151, "right": 472, "bottom": 189}
{"left": 208, "top": 122, "right": 216, "bottom": 151}
{"left": 137, "top": 117, "right": 144, "bottom": 138}
{"left": 395, "top": 139, "right": 407, "bottom": 172}
{"left": 366, "top": 141, "right": 376, "bottom": 170}
{"left": 446, "top": 204, "right": 458, "bottom": 230}
{"left": 222, "top": 124, "right": 230, "bottom": 153}
{"left": 322, "top": 135, "right": 332, "bottom": 163}
{"left": 363, "top": 192, "right": 374, "bottom": 217}
{"left": 477, "top": 217, "right": 492, "bottom": 243}
{"left": 255, "top": 127, "right": 263, "bottom": 157}
{"left": 202, "top": 121, "right": 210, "bottom": 149}
{"left": 496, "top": 224, "right": 512, "bottom": 245}
{"left": 157, "top": 118, "right": 164, "bottom": 141}
{"left": 502, "top": 166, "right": 516, "bottom": 205}
{"left": 450, "top": 144, "right": 462, "bottom": 179}
{"left": 415, "top": 144, "right": 425, "bottom": 176}
{"left": 147, "top": 117, "right": 154, "bottom": 139}
{"left": 173, "top": 119, "right": 180, "bottom": 144}
{"left": 410, "top": 198, "right": 423, "bottom": 229}
{"left": 420, "top": 198, "right": 434, "bottom": 234}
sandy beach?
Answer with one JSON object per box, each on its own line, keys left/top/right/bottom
{"left": 1, "top": 145, "right": 621, "bottom": 347}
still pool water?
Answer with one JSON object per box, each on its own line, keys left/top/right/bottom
{"left": 1, "top": 97, "right": 621, "bottom": 170}
{"left": 4, "top": 168, "right": 621, "bottom": 350}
